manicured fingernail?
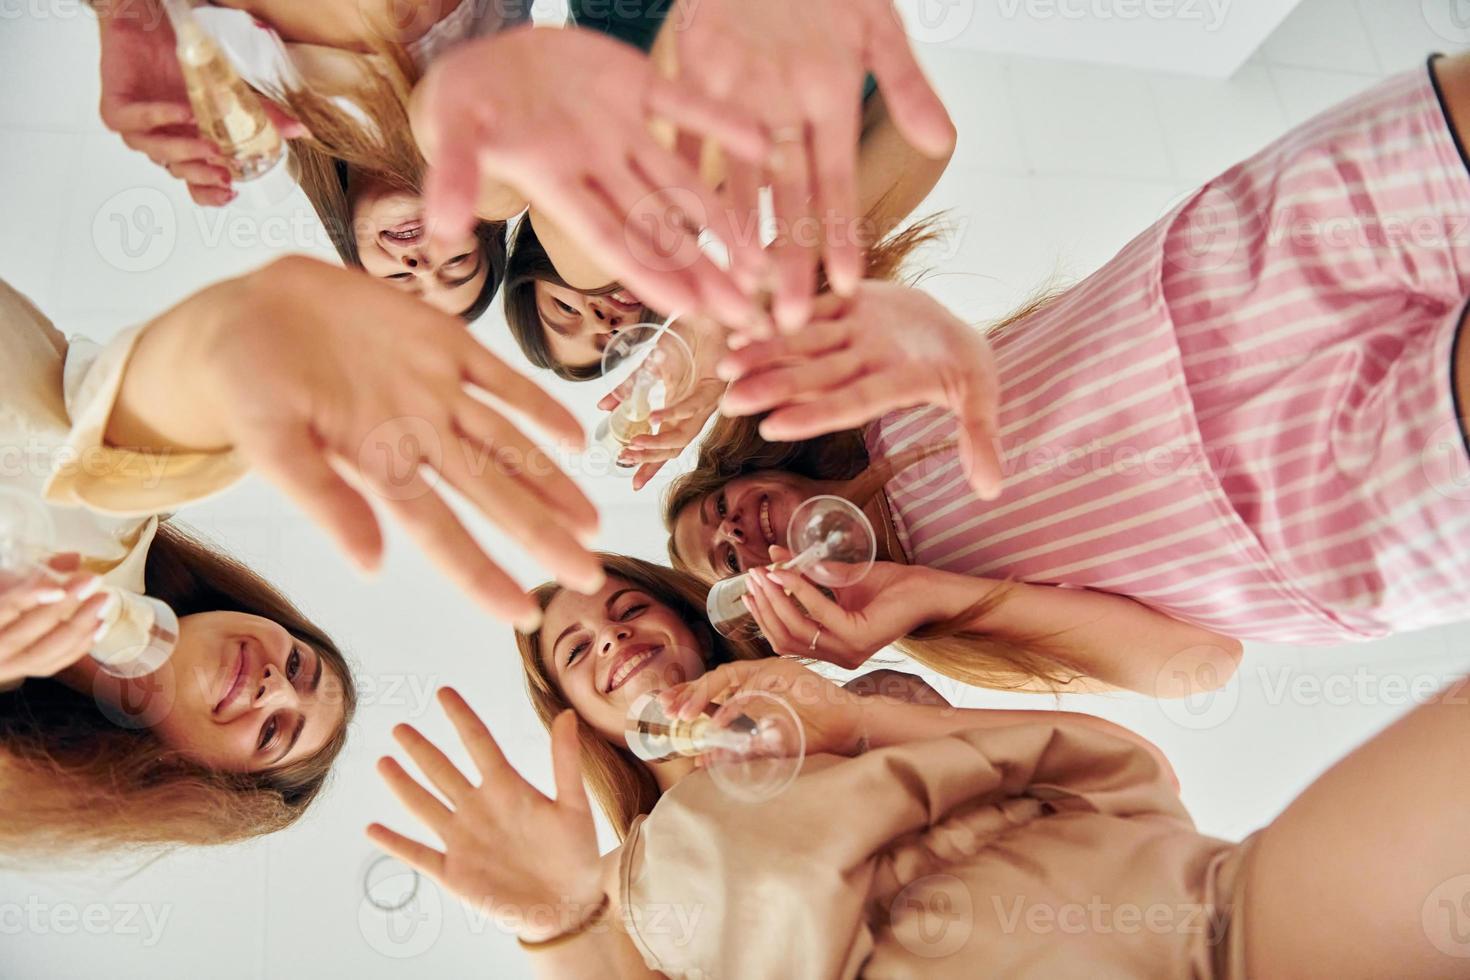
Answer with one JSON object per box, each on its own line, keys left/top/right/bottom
{"left": 515, "top": 609, "right": 543, "bottom": 633}
{"left": 91, "top": 613, "right": 110, "bottom": 644}
{"left": 34, "top": 588, "right": 67, "bottom": 605}
{"left": 73, "top": 575, "right": 103, "bottom": 600}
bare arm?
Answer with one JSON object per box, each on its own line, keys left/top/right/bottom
{"left": 914, "top": 565, "right": 1244, "bottom": 698}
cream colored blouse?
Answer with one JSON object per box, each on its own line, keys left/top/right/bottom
{"left": 0, "top": 280, "right": 247, "bottom": 689}
{"left": 616, "top": 722, "right": 1255, "bottom": 979}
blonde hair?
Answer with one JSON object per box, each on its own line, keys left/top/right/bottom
{"left": 0, "top": 522, "right": 356, "bottom": 862}
{"left": 516, "top": 555, "right": 768, "bottom": 839}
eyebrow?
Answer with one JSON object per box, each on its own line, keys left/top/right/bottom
{"left": 550, "top": 589, "right": 638, "bottom": 665}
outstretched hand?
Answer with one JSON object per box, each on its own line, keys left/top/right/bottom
{"left": 126, "top": 256, "right": 602, "bottom": 628}
{"left": 718, "top": 282, "right": 1005, "bottom": 501}
{"left": 369, "top": 690, "right": 604, "bottom": 942}
{"left": 415, "top": 26, "right": 771, "bottom": 330}
{"left": 668, "top": 0, "right": 955, "bottom": 330}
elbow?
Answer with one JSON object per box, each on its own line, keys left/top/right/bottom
{"left": 1153, "top": 638, "right": 1242, "bottom": 699}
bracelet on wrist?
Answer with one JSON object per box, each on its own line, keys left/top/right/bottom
{"left": 517, "top": 893, "right": 611, "bottom": 952}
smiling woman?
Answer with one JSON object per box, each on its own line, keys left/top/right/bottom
{"left": 0, "top": 523, "right": 355, "bottom": 860}
{"left": 0, "top": 278, "right": 357, "bottom": 862}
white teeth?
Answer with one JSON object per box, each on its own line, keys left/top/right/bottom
{"left": 759, "top": 498, "right": 775, "bottom": 545}
{"left": 609, "top": 648, "right": 656, "bottom": 691}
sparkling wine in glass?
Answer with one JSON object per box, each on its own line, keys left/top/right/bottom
{"left": 706, "top": 494, "right": 876, "bottom": 639}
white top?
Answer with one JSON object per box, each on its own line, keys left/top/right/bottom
{"left": 0, "top": 281, "right": 247, "bottom": 690}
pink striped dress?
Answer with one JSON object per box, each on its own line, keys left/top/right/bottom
{"left": 868, "top": 60, "right": 1470, "bottom": 644}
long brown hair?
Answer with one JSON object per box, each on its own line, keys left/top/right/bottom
{"left": 274, "top": 45, "right": 506, "bottom": 320}
{"left": 0, "top": 522, "right": 357, "bottom": 862}
{"left": 516, "top": 555, "right": 767, "bottom": 839}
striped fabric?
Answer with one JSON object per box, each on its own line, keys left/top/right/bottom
{"left": 868, "top": 61, "right": 1470, "bottom": 644}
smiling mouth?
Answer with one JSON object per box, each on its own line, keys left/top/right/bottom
{"left": 607, "top": 644, "right": 662, "bottom": 693}
{"left": 759, "top": 496, "right": 776, "bottom": 546}
{"left": 380, "top": 220, "right": 424, "bottom": 246}
{"left": 214, "top": 641, "right": 247, "bottom": 715}
{"left": 606, "top": 287, "right": 642, "bottom": 311}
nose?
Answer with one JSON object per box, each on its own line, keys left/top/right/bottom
{"left": 598, "top": 625, "right": 633, "bottom": 658}
{"left": 589, "top": 299, "right": 625, "bottom": 330}
{"left": 716, "top": 515, "right": 745, "bottom": 546}
{"left": 253, "top": 665, "right": 294, "bottom": 709}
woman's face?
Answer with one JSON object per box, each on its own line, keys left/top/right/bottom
{"left": 672, "top": 472, "right": 819, "bottom": 581}
{"left": 535, "top": 281, "right": 649, "bottom": 370}
{"left": 541, "top": 577, "right": 707, "bottom": 743}
{"left": 352, "top": 184, "right": 487, "bottom": 316}
{"left": 123, "top": 612, "right": 346, "bottom": 773}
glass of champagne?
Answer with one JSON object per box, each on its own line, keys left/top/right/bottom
{"left": 161, "top": 0, "right": 294, "bottom": 204}
{"left": 592, "top": 322, "right": 696, "bottom": 471}
{"left": 625, "top": 688, "right": 805, "bottom": 802}
{"left": 705, "top": 495, "right": 876, "bottom": 639}
{"left": 0, "top": 488, "right": 178, "bottom": 679}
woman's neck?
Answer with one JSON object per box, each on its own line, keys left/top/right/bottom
{"left": 649, "top": 756, "right": 699, "bottom": 794}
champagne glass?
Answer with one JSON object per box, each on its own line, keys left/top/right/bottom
{"left": 625, "top": 689, "right": 804, "bottom": 802}
{"left": 161, "top": 0, "right": 294, "bottom": 205}
{"left": 0, "top": 488, "right": 178, "bottom": 679}
{"left": 706, "top": 495, "right": 876, "bottom": 639}
{"left": 592, "top": 322, "right": 696, "bottom": 471}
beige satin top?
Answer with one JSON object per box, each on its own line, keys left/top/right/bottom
{"left": 616, "top": 723, "right": 1254, "bottom": 980}
{"left": 0, "top": 280, "right": 247, "bottom": 689}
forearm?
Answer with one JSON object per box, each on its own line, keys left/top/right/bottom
{"left": 855, "top": 92, "right": 953, "bottom": 246}
{"left": 106, "top": 280, "right": 238, "bottom": 453}
{"left": 525, "top": 924, "right": 658, "bottom": 980}
{"left": 912, "top": 566, "right": 1243, "bottom": 697}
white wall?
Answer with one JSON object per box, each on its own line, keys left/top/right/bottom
{"left": 2, "top": 1, "right": 1469, "bottom": 977}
